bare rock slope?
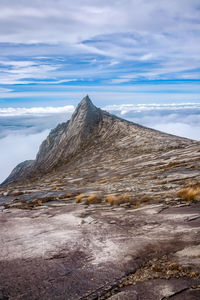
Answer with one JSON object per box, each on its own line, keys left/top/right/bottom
{"left": 0, "top": 96, "right": 200, "bottom": 300}
{"left": 2, "top": 95, "right": 198, "bottom": 187}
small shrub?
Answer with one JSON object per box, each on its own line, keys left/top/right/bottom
{"left": 168, "top": 262, "right": 182, "bottom": 271}
{"left": 36, "top": 200, "right": 42, "bottom": 206}
{"left": 177, "top": 185, "right": 200, "bottom": 202}
{"left": 118, "top": 193, "right": 131, "bottom": 203}
{"left": 75, "top": 194, "right": 84, "bottom": 203}
{"left": 59, "top": 193, "right": 73, "bottom": 199}
{"left": 105, "top": 195, "right": 117, "bottom": 205}
{"left": 106, "top": 193, "right": 132, "bottom": 206}
{"left": 87, "top": 194, "right": 102, "bottom": 204}
{"left": 39, "top": 195, "right": 57, "bottom": 203}
{"left": 140, "top": 195, "right": 153, "bottom": 204}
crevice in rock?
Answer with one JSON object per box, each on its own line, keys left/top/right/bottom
{"left": 80, "top": 256, "right": 200, "bottom": 300}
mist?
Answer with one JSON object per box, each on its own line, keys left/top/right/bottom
{"left": 0, "top": 130, "right": 49, "bottom": 183}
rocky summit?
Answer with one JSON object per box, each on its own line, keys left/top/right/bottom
{"left": 0, "top": 96, "right": 200, "bottom": 299}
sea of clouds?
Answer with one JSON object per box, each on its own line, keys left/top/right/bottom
{"left": 0, "top": 102, "right": 200, "bottom": 183}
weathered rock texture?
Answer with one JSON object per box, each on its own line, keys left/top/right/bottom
{"left": 0, "top": 96, "right": 200, "bottom": 299}
{"left": 2, "top": 96, "right": 104, "bottom": 185}
{"left": 2, "top": 95, "right": 198, "bottom": 187}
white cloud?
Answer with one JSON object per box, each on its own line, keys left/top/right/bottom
{"left": 0, "top": 87, "right": 12, "bottom": 93}
{"left": 0, "top": 60, "right": 36, "bottom": 67}
{"left": 153, "top": 122, "right": 200, "bottom": 141}
{"left": 104, "top": 102, "right": 200, "bottom": 141}
{"left": 0, "top": 0, "right": 199, "bottom": 82}
{"left": 0, "top": 60, "right": 60, "bottom": 84}
{"left": 0, "top": 82, "right": 200, "bottom": 103}
{"left": 110, "top": 78, "right": 131, "bottom": 84}
{"left": 0, "top": 105, "right": 75, "bottom": 117}
{"left": 0, "top": 130, "right": 49, "bottom": 183}
{"left": 103, "top": 102, "right": 200, "bottom": 113}
{"left": 139, "top": 53, "right": 153, "bottom": 61}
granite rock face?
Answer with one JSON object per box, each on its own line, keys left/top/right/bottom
{"left": 0, "top": 96, "right": 200, "bottom": 299}
{"left": 1, "top": 95, "right": 197, "bottom": 186}
{"left": 2, "top": 96, "right": 103, "bottom": 185}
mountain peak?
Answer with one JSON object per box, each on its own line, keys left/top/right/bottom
{"left": 80, "top": 95, "right": 93, "bottom": 105}
{"left": 75, "top": 95, "right": 97, "bottom": 114}
{"left": 2, "top": 95, "right": 197, "bottom": 187}
{"left": 1, "top": 96, "right": 104, "bottom": 186}
{"left": 70, "top": 95, "right": 100, "bottom": 124}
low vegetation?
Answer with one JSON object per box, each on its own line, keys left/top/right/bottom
{"left": 105, "top": 195, "right": 117, "bottom": 205}
{"left": 75, "top": 194, "right": 84, "bottom": 203}
{"left": 75, "top": 193, "right": 102, "bottom": 204}
{"left": 98, "top": 178, "right": 108, "bottom": 184}
{"left": 177, "top": 184, "right": 200, "bottom": 202}
{"left": 74, "top": 190, "right": 164, "bottom": 208}
{"left": 105, "top": 193, "right": 154, "bottom": 207}
{"left": 86, "top": 194, "right": 102, "bottom": 204}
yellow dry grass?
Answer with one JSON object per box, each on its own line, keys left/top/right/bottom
{"left": 118, "top": 193, "right": 131, "bottom": 203}
{"left": 87, "top": 194, "right": 102, "bottom": 204}
{"left": 105, "top": 193, "right": 131, "bottom": 206}
{"left": 59, "top": 193, "right": 73, "bottom": 199}
{"left": 75, "top": 194, "right": 84, "bottom": 203}
{"left": 98, "top": 178, "right": 108, "bottom": 184}
{"left": 105, "top": 195, "right": 117, "bottom": 205}
{"left": 177, "top": 185, "right": 200, "bottom": 202}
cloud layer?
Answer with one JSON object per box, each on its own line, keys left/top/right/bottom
{"left": 0, "top": 105, "right": 74, "bottom": 117}
{"left": 104, "top": 102, "right": 200, "bottom": 140}
{"left": 0, "top": 130, "right": 49, "bottom": 183}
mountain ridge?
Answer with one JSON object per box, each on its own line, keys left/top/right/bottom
{"left": 1, "top": 95, "right": 198, "bottom": 187}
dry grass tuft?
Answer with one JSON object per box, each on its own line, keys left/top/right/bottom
{"left": 59, "top": 193, "right": 73, "bottom": 199}
{"left": 105, "top": 195, "right": 117, "bottom": 205}
{"left": 140, "top": 195, "right": 153, "bottom": 204}
{"left": 131, "top": 203, "right": 141, "bottom": 210}
{"left": 75, "top": 194, "right": 84, "bottom": 203}
{"left": 105, "top": 193, "right": 132, "bottom": 206}
{"left": 117, "top": 193, "right": 131, "bottom": 203}
{"left": 86, "top": 194, "right": 102, "bottom": 204}
{"left": 114, "top": 193, "right": 132, "bottom": 205}
{"left": 98, "top": 178, "right": 108, "bottom": 184}
{"left": 177, "top": 185, "right": 200, "bottom": 202}
{"left": 36, "top": 200, "right": 42, "bottom": 206}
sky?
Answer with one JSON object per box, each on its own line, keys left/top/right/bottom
{"left": 0, "top": 0, "right": 200, "bottom": 183}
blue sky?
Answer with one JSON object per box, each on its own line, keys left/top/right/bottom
{"left": 0, "top": 0, "right": 200, "bottom": 182}
{"left": 0, "top": 0, "right": 200, "bottom": 107}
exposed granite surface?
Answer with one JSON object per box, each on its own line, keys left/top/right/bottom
{"left": 0, "top": 96, "right": 200, "bottom": 299}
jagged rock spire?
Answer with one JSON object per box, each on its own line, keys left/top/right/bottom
{"left": 70, "top": 95, "right": 100, "bottom": 124}
{"left": 1, "top": 96, "right": 103, "bottom": 185}
{"left": 80, "top": 95, "right": 93, "bottom": 106}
